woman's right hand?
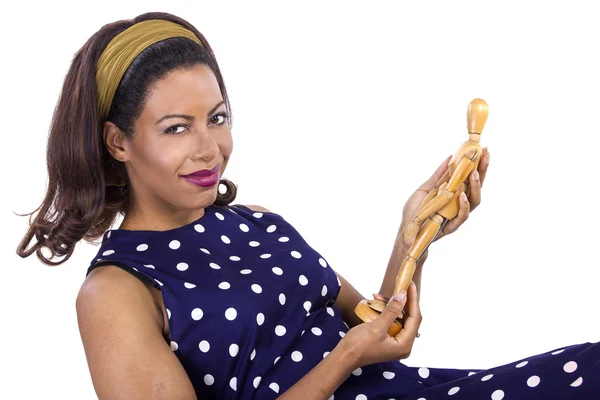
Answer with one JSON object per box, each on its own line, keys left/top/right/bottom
{"left": 337, "top": 282, "right": 422, "bottom": 369}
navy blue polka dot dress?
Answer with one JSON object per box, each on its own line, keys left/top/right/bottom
{"left": 86, "top": 204, "right": 599, "bottom": 399}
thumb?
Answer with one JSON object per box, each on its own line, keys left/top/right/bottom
{"left": 372, "top": 290, "right": 407, "bottom": 332}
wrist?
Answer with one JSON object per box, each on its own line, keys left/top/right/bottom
{"left": 333, "top": 338, "right": 362, "bottom": 372}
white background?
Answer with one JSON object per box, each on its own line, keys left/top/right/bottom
{"left": 2, "top": 1, "right": 599, "bottom": 398}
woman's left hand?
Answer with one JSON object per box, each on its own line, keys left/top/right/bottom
{"left": 399, "top": 148, "right": 491, "bottom": 249}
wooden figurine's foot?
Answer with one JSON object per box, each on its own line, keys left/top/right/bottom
{"left": 354, "top": 299, "right": 402, "bottom": 336}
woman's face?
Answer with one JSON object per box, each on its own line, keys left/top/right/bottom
{"left": 105, "top": 64, "right": 232, "bottom": 218}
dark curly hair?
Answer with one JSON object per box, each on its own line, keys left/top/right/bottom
{"left": 16, "top": 12, "right": 237, "bottom": 266}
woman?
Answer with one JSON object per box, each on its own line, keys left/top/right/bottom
{"left": 17, "top": 11, "right": 596, "bottom": 399}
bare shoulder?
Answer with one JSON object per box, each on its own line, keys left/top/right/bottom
{"left": 76, "top": 266, "right": 196, "bottom": 399}
{"left": 243, "top": 205, "right": 272, "bottom": 213}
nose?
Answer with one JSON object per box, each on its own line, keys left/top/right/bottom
{"left": 191, "top": 126, "right": 219, "bottom": 162}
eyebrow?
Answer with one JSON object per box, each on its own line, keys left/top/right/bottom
{"left": 155, "top": 100, "right": 226, "bottom": 125}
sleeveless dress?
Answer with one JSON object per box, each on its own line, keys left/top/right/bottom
{"left": 86, "top": 204, "right": 599, "bottom": 399}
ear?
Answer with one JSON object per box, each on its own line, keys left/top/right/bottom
{"left": 103, "top": 121, "right": 130, "bottom": 162}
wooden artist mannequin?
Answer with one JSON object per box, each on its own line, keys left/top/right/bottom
{"left": 354, "top": 98, "right": 489, "bottom": 336}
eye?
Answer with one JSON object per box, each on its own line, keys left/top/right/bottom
{"left": 164, "top": 124, "right": 188, "bottom": 135}
{"left": 210, "top": 112, "right": 231, "bottom": 125}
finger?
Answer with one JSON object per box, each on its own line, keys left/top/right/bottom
{"left": 371, "top": 290, "right": 407, "bottom": 333}
{"left": 478, "top": 147, "right": 490, "bottom": 187}
{"left": 441, "top": 192, "right": 470, "bottom": 236}
{"left": 396, "top": 282, "right": 422, "bottom": 340}
{"left": 373, "top": 293, "right": 390, "bottom": 303}
{"left": 468, "top": 170, "right": 481, "bottom": 210}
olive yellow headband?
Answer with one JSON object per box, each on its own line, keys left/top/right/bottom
{"left": 96, "top": 19, "right": 204, "bottom": 119}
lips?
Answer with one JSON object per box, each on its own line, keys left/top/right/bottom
{"left": 183, "top": 164, "right": 221, "bottom": 178}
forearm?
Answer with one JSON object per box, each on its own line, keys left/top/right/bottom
{"left": 379, "top": 234, "right": 428, "bottom": 298}
{"left": 277, "top": 345, "right": 355, "bottom": 399}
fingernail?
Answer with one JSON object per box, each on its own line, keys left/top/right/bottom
{"left": 473, "top": 170, "right": 480, "bottom": 181}
{"left": 388, "top": 290, "right": 406, "bottom": 304}
{"left": 486, "top": 153, "right": 491, "bottom": 165}
{"left": 460, "top": 192, "right": 467, "bottom": 201}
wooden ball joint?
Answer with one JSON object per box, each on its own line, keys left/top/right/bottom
{"left": 354, "top": 98, "right": 489, "bottom": 336}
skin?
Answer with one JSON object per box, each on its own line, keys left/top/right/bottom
{"left": 77, "top": 64, "right": 490, "bottom": 399}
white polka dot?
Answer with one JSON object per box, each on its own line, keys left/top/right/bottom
{"left": 274, "top": 356, "right": 281, "bottom": 364}
{"left": 299, "top": 275, "right": 309, "bottom": 285}
{"left": 570, "top": 376, "right": 583, "bottom": 387}
{"left": 352, "top": 367, "right": 363, "bottom": 376}
{"left": 269, "top": 382, "right": 279, "bottom": 393}
{"left": 301, "top": 330, "right": 305, "bottom": 336}
{"left": 275, "top": 325, "right": 286, "bottom": 336}
{"left": 177, "top": 262, "right": 189, "bottom": 271}
{"left": 267, "top": 224, "right": 277, "bottom": 233}
{"left": 188, "top": 307, "right": 203, "bottom": 321}
{"left": 418, "top": 367, "right": 430, "bottom": 379}
{"left": 279, "top": 236, "right": 289, "bottom": 242}
{"left": 291, "top": 351, "right": 303, "bottom": 362}
{"left": 170, "top": 341, "right": 178, "bottom": 351}
{"left": 209, "top": 262, "right": 221, "bottom": 269}
{"left": 250, "top": 348, "right": 256, "bottom": 360}
{"left": 204, "top": 374, "right": 214, "bottom": 386}
{"left": 221, "top": 235, "right": 231, "bottom": 244}
{"left": 251, "top": 284, "right": 262, "bottom": 293}
{"left": 260, "top": 253, "right": 271, "bottom": 259}
{"left": 256, "top": 313, "right": 265, "bottom": 325}
{"left": 328, "top": 396, "right": 334, "bottom": 400}
{"left": 291, "top": 250, "right": 302, "bottom": 258}
{"left": 481, "top": 374, "right": 493, "bottom": 381}
{"left": 319, "top": 258, "right": 327, "bottom": 267}
{"left": 154, "top": 279, "right": 164, "bottom": 286}
{"left": 253, "top": 212, "right": 263, "bottom": 218}
{"left": 311, "top": 327, "right": 322, "bottom": 336}
{"left": 516, "top": 360, "right": 528, "bottom": 368}
{"left": 563, "top": 361, "right": 577, "bottom": 373}
{"left": 225, "top": 308, "right": 237, "bottom": 320}
{"left": 552, "top": 348, "right": 565, "bottom": 355}
{"left": 491, "top": 390, "right": 504, "bottom": 400}
{"left": 527, "top": 375, "right": 540, "bottom": 387}
{"left": 144, "top": 264, "right": 155, "bottom": 269}
{"left": 337, "top": 276, "right": 341, "bottom": 286}
{"left": 321, "top": 285, "right": 328, "bottom": 296}
{"left": 184, "top": 282, "right": 196, "bottom": 289}
{"left": 194, "top": 224, "right": 205, "bottom": 233}
{"left": 166, "top": 309, "right": 171, "bottom": 319}
{"left": 102, "top": 250, "right": 115, "bottom": 256}
{"left": 272, "top": 267, "right": 283, "bottom": 275}
{"left": 301, "top": 303, "right": 311, "bottom": 314}
{"left": 339, "top": 331, "right": 346, "bottom": 338}
{"left": 448, "top": 386, "right": 460, "bottom": 395}
{"left": 383, "top": 371, "right": 395, "bottom": 379}
{"left": 132, "top": 267, "right": 138, "bottom": 272}
{"left": 215, "top": 212, "right": 225, "bottom": 220}
{"left": 239, "top": 223, "right": 249, "bottom": 232}
{"left": 136, "top": 243, "right": 148, "bottom": 251}
{"left": 229, "top": 377, "right": 237, "bottom": 391}
{"left": 169, "top": 240, "right": 180, "bottom": 249}
{"left": 199, "top": 340, "right": 210, "bottom": 352}
{"left": 356, "top": 395, "right": 367, "bottom": 400}
{"left": 249, "top": 241, "right": 260, "bottom": 247}
{"left": 240, "top": 269, "right": 252, "bottom": 274}
{"left": 230, "top": 256, "right": 241, "bottom": 261}
{"left": 468, "top": 371, "right": 476, "bottom": 376}
{"left": 200, "top": 247, "right": 210, "bottom": 254}
{"left": 229, "top": 344, "right": 239, "bottom": 357}
{"left": 107, "top": 231, "right": 112, "bottom": 239}
{"left": 327, "top": 307, "right": 335, "bottom": 316}
{"left": 253, "top": 376, "right": 261, "bottom": 388}
{"left": 219, "top": 282, "right": 231, "bottom": 290}
{"left": 417, "top": 398, "right": 426, "bottom": 400}
{"left": 279, "top": 293, "right": 286, "bottom": 305}
{"left": 323, "top": 351, "right": 330, "bottom": 358}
